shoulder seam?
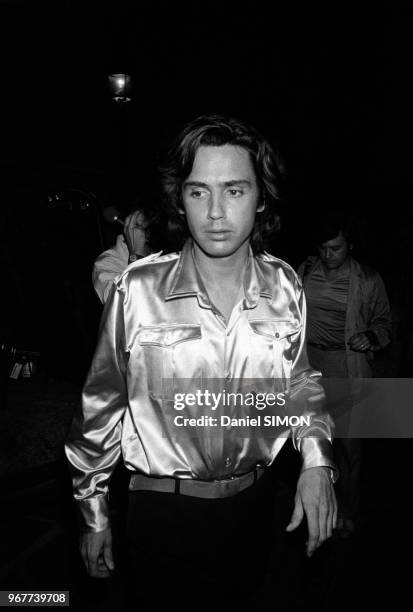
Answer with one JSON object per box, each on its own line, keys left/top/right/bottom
{"left": 116, "top": 250, "right": 183, "bottom": 283}
{"left": 261, "top": 251, "right": 299, "bottom": 277}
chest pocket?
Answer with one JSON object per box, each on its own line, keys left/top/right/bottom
{"left": 248, "top": 319, "right": 302, "bottom": 381}
{"left": 248, "top": 319, "right": 302, "bottom": 344}
{"left": 138, "top": 325, "right": 202, "bottom": 398}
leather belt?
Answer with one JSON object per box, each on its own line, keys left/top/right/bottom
{"left": 128, "top": 468, "right": 265, "bottom": 499}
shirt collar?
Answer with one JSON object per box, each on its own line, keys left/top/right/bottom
{"left": 166, "top": 239, "right": 272, "bottom": 308}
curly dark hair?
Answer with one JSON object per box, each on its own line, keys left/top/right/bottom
{"left": 158, "top": 114, "right": 284, "bottom": 253}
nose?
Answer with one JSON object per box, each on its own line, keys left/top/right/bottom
{"left": 207, "top": 192, "right": 225, "bottom": 220}
{"left": 323, "top": 247, "right": 332, "bottom": 259}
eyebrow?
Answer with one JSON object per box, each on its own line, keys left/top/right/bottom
{"left": 183, "top": 180, "right": 253, "bottom": 189}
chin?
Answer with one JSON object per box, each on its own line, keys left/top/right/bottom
{"left": 193, "top": 235, "right": 237, "bottom": 256}
{"left": 324, "top": 262, "right": 338, "bottom": 269}
{"left": 202, "top": 244, "right": 238, "bottom": 258}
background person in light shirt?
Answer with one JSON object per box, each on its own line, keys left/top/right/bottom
{"left": 66, "top": 115, "right": 338, "bottom": 610}
{"left": 93, "top": 207, "right": 153, "bottom": 304}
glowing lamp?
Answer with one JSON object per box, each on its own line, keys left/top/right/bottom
{"left": 108, "top": 73, "right": 132, "bottom": 103}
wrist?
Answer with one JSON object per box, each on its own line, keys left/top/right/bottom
{"left": 301, "top": 466, "right": 338, "bottom": 483}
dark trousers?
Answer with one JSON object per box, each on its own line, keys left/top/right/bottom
{"left": 125, "top": 470, "right": 291, "bottom": 611}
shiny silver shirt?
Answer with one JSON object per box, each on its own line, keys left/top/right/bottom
{"left": 65, "top": 240, "right": 335, "bottom": 532}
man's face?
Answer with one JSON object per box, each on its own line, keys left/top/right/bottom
{"left": 318, "top": 231, "right": 350, "bottom": 269}
{"left": 181, "top": 144, "right": 262, "bottom": 258}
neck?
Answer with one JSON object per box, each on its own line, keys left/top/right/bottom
{"left": 193, "top": 241, "right": 250, "bottom": 286}
{"left": 321, "top": 257, "right": 350, "bottom": 278}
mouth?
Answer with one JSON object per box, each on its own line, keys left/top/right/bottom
{"left": 205, "top": 230, "right": 232, "bottom": 240}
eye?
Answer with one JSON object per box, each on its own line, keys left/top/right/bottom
{"left": 227, "top": 188, "right": 243, "bottom": 197}
{"left": 190, "top": 190, "right": 205, "bottom": 199}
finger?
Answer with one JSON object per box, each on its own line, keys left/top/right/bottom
{"left": 326, "top": 512, "right": 333, "bottom": 539}
{"left": 80, "top": 541, "right": 89, "bottom": 574}
{"left": 124, "top": 213, "right": 133, "bottom": 229}
{"left": 286, "top": 497, "right": 304, "bottom": 532}
{"left": 306, "top": 509, "right": 320, "bottom": 557}
{"left": 103, "top": 539, "right": 115, "bottom": 571}
{"left": 88, "top": 556, "right": 99, "bottom": 578}
{"left": 91, "top": 561, "right": 110, "bottom": 578}
{"left": 95, "top": 563, "right": 110, "bottom": 578}
{"left": 97, "top": 558, "right": 111, "bottom": 577}
{"left": 327, "top": 485, "right": 338, "bottom": 536}
{"left": 87, "top": 542, "right": 101, "bottom": 578}
{"left": 326, "top": 492, "right": 336, "bottom": 539}
{"left": 318, "top": 502, "right": 328, "bottom": 543}
{"left": 332, "top": 493, "right": 338, "bottom": 529}
{"left": 326, "top": 499, "right": 334, "bottom": 539}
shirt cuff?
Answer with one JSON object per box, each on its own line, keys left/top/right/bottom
{"left": 298, "top": 437, "right": 339, "bottom": 482}
{"left": 76, "top": 495, "right": 110, "bottom": 533}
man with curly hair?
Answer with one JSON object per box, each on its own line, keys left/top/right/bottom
{"left": 66, "top": 115, "right": 337, "bottom": 609}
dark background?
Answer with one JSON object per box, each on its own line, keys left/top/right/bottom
{"left": 1, "top": 1, "right": 412, "bottom": 379}
{"left": 0, "top": 3, "right": 412, "bottom": 608}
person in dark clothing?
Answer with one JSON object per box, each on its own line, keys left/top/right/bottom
{"left": 298, "top": 215, "right": 391, "bottom": 536}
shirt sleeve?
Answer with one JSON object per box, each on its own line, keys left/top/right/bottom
{"left": 65, "top": 279, "right": 129, "bottom": 532}
{"left": 92, "top": 235, "right": 129, "bottom": 304}
{"left": 287, "top": 273, "right": 338, "bottom": 478}
{"left": 366, "top": 272, "right": 392, "bottom": 350}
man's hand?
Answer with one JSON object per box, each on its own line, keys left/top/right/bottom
{"left": 123, "top": 209, "right": 149, "bottom": 257}
{"left": 80, "top": 527, "right": 115, "bottom": 578}
{"left": 286, "top": 467, "right": 337, "bottom": 557}
{"left": 348, "top": 332, "right": 372, "bottom": 352}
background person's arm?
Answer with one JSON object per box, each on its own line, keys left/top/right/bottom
{"left": 365, "top": 272, "right": 392, "bottom": 350}
{"left": 92, "top": 234, "right": 129, "bottom": 304}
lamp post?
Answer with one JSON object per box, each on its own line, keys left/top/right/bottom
{"left": 107, "top": 73, "right": 132, "bottom": 103}
{"left": 107, "top": 73, "right": 132, "bottom": 204}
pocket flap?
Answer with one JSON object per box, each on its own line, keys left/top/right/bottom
{"left": 249, "top": 319, "right": 302, "bottom": 341}
{"left": 139, "top": 324, "right": 202, "bottom": 347}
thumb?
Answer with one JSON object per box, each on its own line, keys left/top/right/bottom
{"left": 103, "top": 539, "right": 115, "bottom": 571}
{"left": 286, "top": 497, "right": 304, "bottom": 532}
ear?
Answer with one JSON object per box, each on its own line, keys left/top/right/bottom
{"left": 177, "top": 198, "right": 186, "bottom": 216}
{"left": 256, "top": 198, "right": 265, "bottom": 213}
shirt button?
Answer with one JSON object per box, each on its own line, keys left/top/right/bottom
{"left": 225, "top": 457, "right": 232, "bottom": 468}
{"left": 275, "top": 332, "right": 280, "bottom": 338}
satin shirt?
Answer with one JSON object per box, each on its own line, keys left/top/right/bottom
{"left": 66, "top": 240, "right": 335, "bottom": 532}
